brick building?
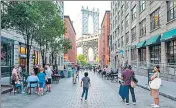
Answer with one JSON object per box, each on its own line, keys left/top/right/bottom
{"left": 98, "top": 11, "right": 110, "bottom": 67}
{"left": 64, "top": 16, "right": 77, "bottom": 63}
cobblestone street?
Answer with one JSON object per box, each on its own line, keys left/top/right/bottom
{"left": 2, "top": 71, "right": 176, "bottom": 108}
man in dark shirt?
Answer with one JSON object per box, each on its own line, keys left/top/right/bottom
{"left": 121, "top": 65, "right": 136, "bottom": 105}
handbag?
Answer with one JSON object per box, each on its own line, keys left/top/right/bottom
{"left": 130, "top": 73, "right": 138, "bottom": 88}
{"left": 149, "top": 73, "right": 161, "bottom": 89}
{"left": 131, "top": 80, "right": 136, "bottom": 88}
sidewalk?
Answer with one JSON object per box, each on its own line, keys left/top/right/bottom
{"left": 135, "top": 75, "right": 176, "bottom": 101}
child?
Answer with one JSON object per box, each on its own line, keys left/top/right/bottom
{"left": 80, "top": 72, "right": 91, "bottom": 101}
{"left": 38, "top": 68, "right": 46, "bottom": 96}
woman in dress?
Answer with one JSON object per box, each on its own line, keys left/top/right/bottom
{"left": 150, "top": 65, "right": 160, "bottom": 108}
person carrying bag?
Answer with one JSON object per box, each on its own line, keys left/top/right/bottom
{"left": 149, "top": 65, "right": 161, "bottom": 108}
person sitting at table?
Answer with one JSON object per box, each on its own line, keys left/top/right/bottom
{"left": 26, "top": 72, "right": 39, "bottom": 94}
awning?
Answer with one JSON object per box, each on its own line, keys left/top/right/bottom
{"left": 161, "top": 28, "right": 176, "bottom": 41}
{"left": 145, "top": 34, "right": 161, "bottom": 46}
{"left": 136, "top": 41, "right": 146, "bottom": 48}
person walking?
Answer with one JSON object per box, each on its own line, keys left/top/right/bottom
{"left": 38, "top": 68, "right": 46, "bottom": 96}
{"left": 72, "top": 65, "right": 77, "bottom": 84}
{"left": 80, "top": 72, "right": 91, "bottom": 101}
{"left": 93, "top": 67, "right": 96, "bottom": 74}
{"left": 45, "top": 64, "right": 52, "bottom": 92}
{"left": 121, "top": 65, "right": 136, "bottom": 105}
{"left": 150, "top": 65, "right": 160, "bottom": 108}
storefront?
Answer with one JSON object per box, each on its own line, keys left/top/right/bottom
{"left": 139, "top": 48, "right": 146, "bottom": 65}
{"left": 167, "top": 40, "right": 176, "bottom": 64}
{"left": 18, "top": 43, "right": 27, "bottom": 67}
{"left": 149, "top": 45, "right": 161, "bottom": 64}
{"left": 145, "top": 34, "right": 161, "bottom": 64}
{"left": 33, "top": 49, "right": 40, "bottom": 65}
{"left": 161, "top": 28, "right": 176, "bottom": 64}
{"left": 1, "top": 37, "right": 14, "bottom": 77}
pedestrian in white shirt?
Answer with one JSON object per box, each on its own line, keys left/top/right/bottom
{"left": 45, "top": 64, "right": 52, "bottom": 92}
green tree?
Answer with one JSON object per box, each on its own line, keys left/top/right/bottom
{"left": 1, "top": 1, "right": 69, "bottom": 71}
{"left": 76, "top": 54, "right": 87, "bottom": 66}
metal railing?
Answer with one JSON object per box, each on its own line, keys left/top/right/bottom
{"left": 131, "top": 61, "right": 176, "bottom": 82}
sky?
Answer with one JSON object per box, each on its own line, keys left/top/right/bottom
{"left": 64, "top": 1, "right": 111, "bottom": 38}
{"left": 64, "top": 1, "right": 111, "bottom": 58}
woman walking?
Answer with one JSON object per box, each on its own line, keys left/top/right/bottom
{"left": 150, "top": 65, "right": 160, "bottom": 108}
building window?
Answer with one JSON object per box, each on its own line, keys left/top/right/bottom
{"left": 126, "top": 32, "right": 129, "bottom": 45}
{"left": 118, "top": 39, "right": 120, "bottom": 47}
{"left": 150, "top": 8, "right": 160, "bottom": 30}
{"left": 167, "top": 40, "right": 176, "bottom": 64}
{"left": 125, "top": 14, "right": 129, "bottom": 28}
{"left": 131, "top": 26, "right": 136, "bottom": 42}
{"left": 139, "top": 48, "right": 146, "bottom": 65}
{"left": 121, "top": 36, "right": 124, "bottom": 47}
{"left": 115, "top": 16, "right": 117, "bottom": 24}
{"left": 131, "top": 49, "right": 137, "bottom": 60}
{"left": 126, "top": 1, "right": 129, "bottom": 10}
{"left": 117, "top": 26, "right": 120, "bottom": 35}
{"left": 121, "top": 21, "right": 124, "bottom": 33}
{"left": 121, "top": 5, "right": 124, "bottom": 16}
{"left": 132, "top": 6, "right": 137, "bottom": 21}
{"left": 139, "top": 18, "right": 146, "bottom": 37}
{"left": 167, "top": 1, "right": 176, "bottom": 22}
{"left": 139, "top": 1, "right": 146, "bottom": 13}
{"left": 150, "top": 45, "right": 161, "bottom": 64}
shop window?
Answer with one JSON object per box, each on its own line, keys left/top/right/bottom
{"left": 139, "top": 48, "right": 146, "bottom": 65}
{"left": 1, "top": 39, "right": 14, "bottom": 66}
{"left": 150, "top": 8, "right": 160, "bottom": 30}
{"left": 167, "top": 40, "right": 176, "bottom": 64}
{"left": 150, "top": 45, "right": 161, "bottom": 64}
{"left": 131, "top": 48, "right": 137, "bottom": 60}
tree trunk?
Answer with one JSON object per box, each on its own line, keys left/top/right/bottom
{"left": 27, "top": 33, "right": 30, "bottom": 73}
{"left": 51, "top": 52, "right": 54, "bottom": 66}
{"left": 45, "top": 41, "right": 48, "bottom": 64}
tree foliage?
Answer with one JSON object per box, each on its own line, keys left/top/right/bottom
{"left": 76, "top": 54, "right": 87, "bottom": 66}
{"left": 1, "top": 1, "right": 72, "bottom": 70}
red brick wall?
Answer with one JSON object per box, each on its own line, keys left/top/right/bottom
{"left": 98, "top": 11, "right": 110, "bottom": 66}
{"left": 64, "top": 16, "right": 77, "bottom": 64}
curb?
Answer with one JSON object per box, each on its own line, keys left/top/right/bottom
{"left": 1, "top": 85, "right": 13, "bottom": 95}
{"left": 137, "top": 84, "right": 176, "bottom": 101}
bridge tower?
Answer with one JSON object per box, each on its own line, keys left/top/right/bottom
{"left": 81, "top": 6, "right": 99, "bottom": 35}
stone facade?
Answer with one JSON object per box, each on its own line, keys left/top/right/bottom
{"left": 110, "top": 1, "right": 176, "bottom": 80}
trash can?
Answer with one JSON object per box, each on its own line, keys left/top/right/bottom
{"left": 68, "top": 68, "right": 72, "bottom": 78}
